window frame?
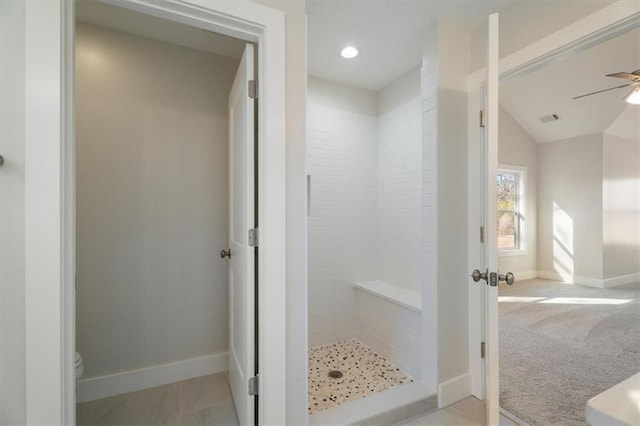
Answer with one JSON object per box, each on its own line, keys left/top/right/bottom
{"left": 497, "top": 164, "right": 527, "bottom": 257}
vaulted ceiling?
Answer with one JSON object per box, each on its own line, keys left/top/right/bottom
{"left": 500, "top": 28, "right": 640, "bottom": 143}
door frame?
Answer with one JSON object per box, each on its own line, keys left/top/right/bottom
{"left": 467, "top": 0, "right": 640, "bottom": 408}
{"left": 23, "top": 0, "right": 286, "bottom": 424}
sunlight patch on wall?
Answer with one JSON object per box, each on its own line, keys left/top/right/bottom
{"left": 553, "top": 202, "right": 574, "bottom": 282}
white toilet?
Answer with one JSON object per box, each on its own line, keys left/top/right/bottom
{"left": 75, "top": 352, "right": 84, "bottom": 381}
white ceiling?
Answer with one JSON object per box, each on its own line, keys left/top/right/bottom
{"left": 76, "top": 1, "right": 245, "bottom": 60}
{"left": 500, "top": 28, "right": 640, "bottom": 144}
{"left": 306, "top": 0, "right": 517, "bottom": 91}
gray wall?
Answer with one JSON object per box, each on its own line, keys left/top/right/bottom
{"left": 76, "top": 22, "right": 238, "bottom": 378}
{"left": 602, "top": 133, "right": 640, "bottom": 279}
{"left": 498, "top": 106, "right": 538, "bottom": 275}
{"left": 537, "top": 133, "right": 604, "bottom": 281}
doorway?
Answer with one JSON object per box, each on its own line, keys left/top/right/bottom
{"left": 496, "top": 26, "right": 640, "bottom": 426}
{"left": 0, "top": 0, "right": 288, "bottom": 423}
{"left": 467, "top": 6, "right": 640, "bottom": 426}
{"left": 74, "top": 3, "right": 257, "bottom": 424}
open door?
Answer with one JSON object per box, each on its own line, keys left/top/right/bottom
{"left": 226, "top": 43, "right": 257, "bottom": 426}
{"left": 468, "top": 13, "right": 512, "bottom": 426}
{"left": 483, "top": 13, "right": 500, "bottom": 426}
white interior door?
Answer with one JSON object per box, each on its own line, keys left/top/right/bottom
{"left": 469, "top": 13, "right": 501, "bottom": 426}
{"left": 227, "top": 43, "right": 256, "bottom": 426}
{"left": 484, "top": 13, "right": 500, "bottom": 426}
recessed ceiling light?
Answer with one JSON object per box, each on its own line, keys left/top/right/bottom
{"left": 341, "top": 46, "right": 358, "bottom": 59}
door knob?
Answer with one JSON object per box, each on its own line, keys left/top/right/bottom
{"left": 220, "top": 249, "right": 231, "bottom": 259}
{"left": 499, "top": 272, "right": 515, "bottom": 285}
{"left": 471, "top": 269, "right": 488, "bottom": 283}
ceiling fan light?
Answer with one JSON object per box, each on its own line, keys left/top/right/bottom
{"left": 625, "top": 87, "right": 640, "bottom": 105}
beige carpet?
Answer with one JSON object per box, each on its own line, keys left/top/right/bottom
{"left": 499, "top": 278, "right": 640, "bottom": 426}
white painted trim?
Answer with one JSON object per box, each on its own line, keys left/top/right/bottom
{"left": 511, "top": 271, "right": 538, "bottom": 281}
{"left": 24, "top": 2, "right": 65, "bottom": 423}
{"left": 537, "top": 270, "right": 603, "bottom": 288}
{"left": 466, "top": 4, "right": 640, "bottom": 412}
{"left": 438, "top": 373, "right": 471, "bottom": 408}
{"left": 19, "top": 0, "right": 289, "bottom": 424}
{"left": 537, "top": 270, "right": 640, "bottom": 288}
{"left": 603, "top": 273, "right": 640, "bottom": 288}
{"left": 467, "top": 85, "right": 485, "bottom": 400}
{"left": 77, "top": 352, "right": 228, "bottom": 403}
{"left": 467, "top": 0, "right": 640, "bottom": 88}
{"left": 484, "top": 14, "right": 500, "bottom": 426}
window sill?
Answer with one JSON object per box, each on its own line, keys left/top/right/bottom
{"left": 499, "top": 249, "right": 528, "bottom": 258}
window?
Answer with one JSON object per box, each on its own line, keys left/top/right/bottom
{"left": 497, "top": 166, "right": 526, "bottom": 254}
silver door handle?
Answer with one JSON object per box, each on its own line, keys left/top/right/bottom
{"left": 471, "top": 269, "right": 488, "bottom": 283}
{"left": 499, "top": 272, "right": 515, "bottom": 285}
{"left": 220, "top": 249, "right": 231, "bottom": 259}
{"left": 0, "top": 155, "right": 4, "bottom": 166}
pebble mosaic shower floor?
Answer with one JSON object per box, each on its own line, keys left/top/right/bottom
{"left": 308, "top": 339, "right": 413, "bottom": 414}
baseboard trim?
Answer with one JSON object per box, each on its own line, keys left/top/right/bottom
{"left": 77, "top": 352, "right": 228, "bottom": 403}
{"left": 537, "top": 270, "right": 603, "bottom": 287}
{"left": 537, "top": 271, "right": 639, "bottom": 289}
{"left": 513, "top": 271, "right": 538, "bottom": 281}
{"left": 438, "top": 373, "right": 471, "bottom": 408}
{"left": 603, "top": 272, "right": 640, "bottom": 288}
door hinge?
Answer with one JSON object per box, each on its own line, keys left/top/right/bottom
{"left": 481, "top": 342, "right": 486, "bottom": 359}
{"left": 248, "top": 375, "right": 259, "bottom": 396}
{"left": 248, "top": 80, "right": 258, "bottom": 99}
{"left": 248, "top": 228, "right": 259, "bottom": 247}
{"left": 480, "top": 226, "right": 485, "bottom": 243}
{"left": 479, "top": 110, "right": 485, "bottom": 128}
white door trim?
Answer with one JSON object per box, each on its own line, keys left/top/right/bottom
{"left": 466, "top": 0, "right": 640, "bottom": 413}
{"left": 23, "top": 1, "right": 286, "bottom": 424}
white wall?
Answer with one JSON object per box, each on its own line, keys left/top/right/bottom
{"left": 0, "top": 1, "right": 26, "bottom": 423}
{"left": 498, "top": 106, "right": 538, "bottom": 276}
{"left": 306, "top": 77, "right": 378, "bottom": 347}
{"left": 75, "top": 23, "right": 238, "bottom": 378}
{"left": 355, "top": 290, "right": 422, "bottom": 379}
{"left": 537, "top": 133, "right": 604, "bottom": 281}
{"left": 376, "top": 67, "right": 423, "bottom": 293}
{"left": 602, "top": 132, "right": 640, "bottom": 279}
{"left": 434, "top": 20, "right": 470, "bottom": 389}
{"left": 307, "top": 71, "right": 424, "bottom": 381}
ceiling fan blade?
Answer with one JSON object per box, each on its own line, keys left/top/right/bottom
{"left": 573, "top": 83, "right": 634, "bottom": 100}
{"left": 606, "top": 72, "right": 640, "bottom": 81}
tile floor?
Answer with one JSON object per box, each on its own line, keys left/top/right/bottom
{"left": 308, "top": 339, "right": 413, "bottom": 414}
{"left": 397, "top": 397, "right": 523, "bottom": 426}
{"left": 76, "top": 372, "right": 238, "bottom": 426}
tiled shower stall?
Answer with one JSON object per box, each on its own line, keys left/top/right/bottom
{"left": 306, "top": 66, "right": 426, "bottom": 415}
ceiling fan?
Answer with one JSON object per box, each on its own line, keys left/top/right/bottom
{"left": 573, "top": 69, "right": 640, "bottom": 104}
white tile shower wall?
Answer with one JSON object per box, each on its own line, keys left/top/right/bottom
{"left": 307, "top": 78, "right": 378, "bottom": 347}
{"left": 355, "top": 290, "right": 422, "bottom": 380}
{"left": 376, "top": 68, "right": 423, "bottom": 293}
